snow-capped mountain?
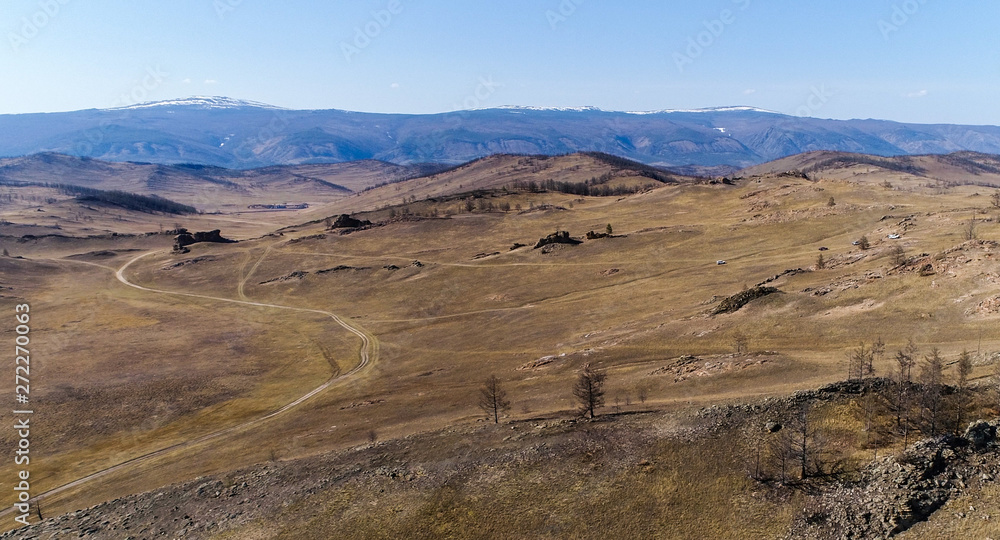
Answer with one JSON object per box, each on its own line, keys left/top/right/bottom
{"left": 108, "top": 96, "right": 287, "bottom": 111}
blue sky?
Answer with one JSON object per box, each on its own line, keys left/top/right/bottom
{"left": 3, "top": 0, "right": 999, "bottom": 124}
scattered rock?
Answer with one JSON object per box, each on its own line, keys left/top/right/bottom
{"left": 163, "top": 256, "right": 216, "bottom": 269}
{"left": 258, "top": 271, "right": 308, "bottom": 285}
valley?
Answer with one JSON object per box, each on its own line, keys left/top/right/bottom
{"left": 2, "top": 150, "right": 1000, "bottom": 538}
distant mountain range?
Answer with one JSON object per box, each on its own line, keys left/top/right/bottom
{"left": 5, "top": 96, "right": 1000, "bottom": 173}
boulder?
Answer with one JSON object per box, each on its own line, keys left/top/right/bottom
{"left": 964, "top": 420, "right": 997, "bottom": 450}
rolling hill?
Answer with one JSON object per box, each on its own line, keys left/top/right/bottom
{"left": 0, "top": 153, "right": 434, "bottom": 211}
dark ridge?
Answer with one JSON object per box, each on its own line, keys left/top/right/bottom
{"left": 802, "top": 154, "right": 928, "bottom": 176}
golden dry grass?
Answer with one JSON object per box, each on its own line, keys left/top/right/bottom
{"left": 2, "top": 153, "right": 1000, "bottom": 535}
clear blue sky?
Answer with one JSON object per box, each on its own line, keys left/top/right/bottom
{"left": 3, "top": 0, "right": 999, "bottom": 124}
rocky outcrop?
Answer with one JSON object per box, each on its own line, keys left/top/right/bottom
{"left": 330, "top": 214, "right": 372, "bottom": 229}
{"left": 787, "top": 420, "right": 1000, "bottom": 539}
{"left": 534, "top": 231, "right": 582, "bottom": 249}
{"left": 586, "top": 231, "right": 609, "bottom": 240}
{"left": 712, "top": 286, "right": 780, "bottom": 314}
{"left": 173, "top": 229, "right": 235, "bottom": 252}
{"left": 258, "top": 271, "right": 308, "bottom": 285}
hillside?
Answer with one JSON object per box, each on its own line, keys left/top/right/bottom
{"left": 0, "top": 153, "right": 429, "bottom": 211}
{"left": 741, "top": 151, "right": 1000, "bottom": 189}
{"left": 309, "top": 152, "right": 690, "bottom": 220}
{"left": 7, "top": 98, "right": 1000, "bottom": 169}
{"left": 2, "top": 150, "right": 1000, "bottom": 537}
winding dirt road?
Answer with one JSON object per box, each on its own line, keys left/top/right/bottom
{"left": 2, "top": 250, "right": 378, "bottom": 521}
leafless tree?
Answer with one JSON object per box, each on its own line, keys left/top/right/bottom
{"left": 891, "top": 340, "right": 919, "bottom": 448}
{"left": 847, "top": 342, "right": 874, "bottom": 381}
{"left": 919, "top": 348, "right": 946, "bottom": 436}
{"left": 732, "top": 332, "right": 750, "bottom": 355}
{"left": 964, "top": 212, "right": 979, "bottom": 241}
{"left": 871, "top": 336, "right": 885, "bottom": 375}
{"left": 889, "top": 244, "right": 906, "bottom": 267}
{"left": 573, "top": 364, "right": 606, "bottom": 419}
{"left": 478, "top": 375, "right": 512, "bottom": 424}
{"left": 954, "top": 349, "right": 972, "bottom": 432}
{"left": 768, "top": 425, "right": 794, "bottom": 484}
{"left": 789, "top": 405, "right": 814, "bottom": 480}
{"left": 636, "top": 382, "right": 650, "bottom": 405}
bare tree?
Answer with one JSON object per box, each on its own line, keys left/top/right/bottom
{"left": 816, "top": 253, "right": 825, "bottom": 270}
{"left": 964, "top": 212, "right": 979, "bottom": 241}
{"left": 954, "top": 349, "right": 972, "bottom": 432}
{"left": 573, "top": 364, "right": 606, "bottom": 419}
{"left": 847, "top": 342, "right": 874, "bottom": 381}
{"left": 992, "top": 191, "right": 1000, "bottom": 209}
{"left": 732, "top": 331, "right": 750, "bottom": 355}
{"left": 889, "top": 244, "right": 906, "bottom": 267}
{"left": 858, "top": 235, "right": 870, "bottom": 250}
{"left": 787, "top": 404, "right": 821, "bottom": 480}
{"left": 871, "top": 336, "right": 885, "bottom": 376}
{"left": 919, "top": 348, "right": 946, "bottom": 436}
{"left": 891, "top": 340, "right": 918, "bottom": 448}
{"left": 478, "top": 375, "right": 512, "bottom": 424}
{"left": 636, "top": 382, "right": 650, "bottom": 405}
{"left": 768, "top": 424, "right": 794, "bottom": 484}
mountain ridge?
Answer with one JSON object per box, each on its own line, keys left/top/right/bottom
{"left": 5, "top": 97, "right": 1000, "bottom": 171}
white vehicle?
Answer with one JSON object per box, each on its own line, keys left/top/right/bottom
{"left": 888, "top": 234, "right": 901, "bottom": 239}
{"left": 716, "top": 260, "right": 727, "bottom": 265}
